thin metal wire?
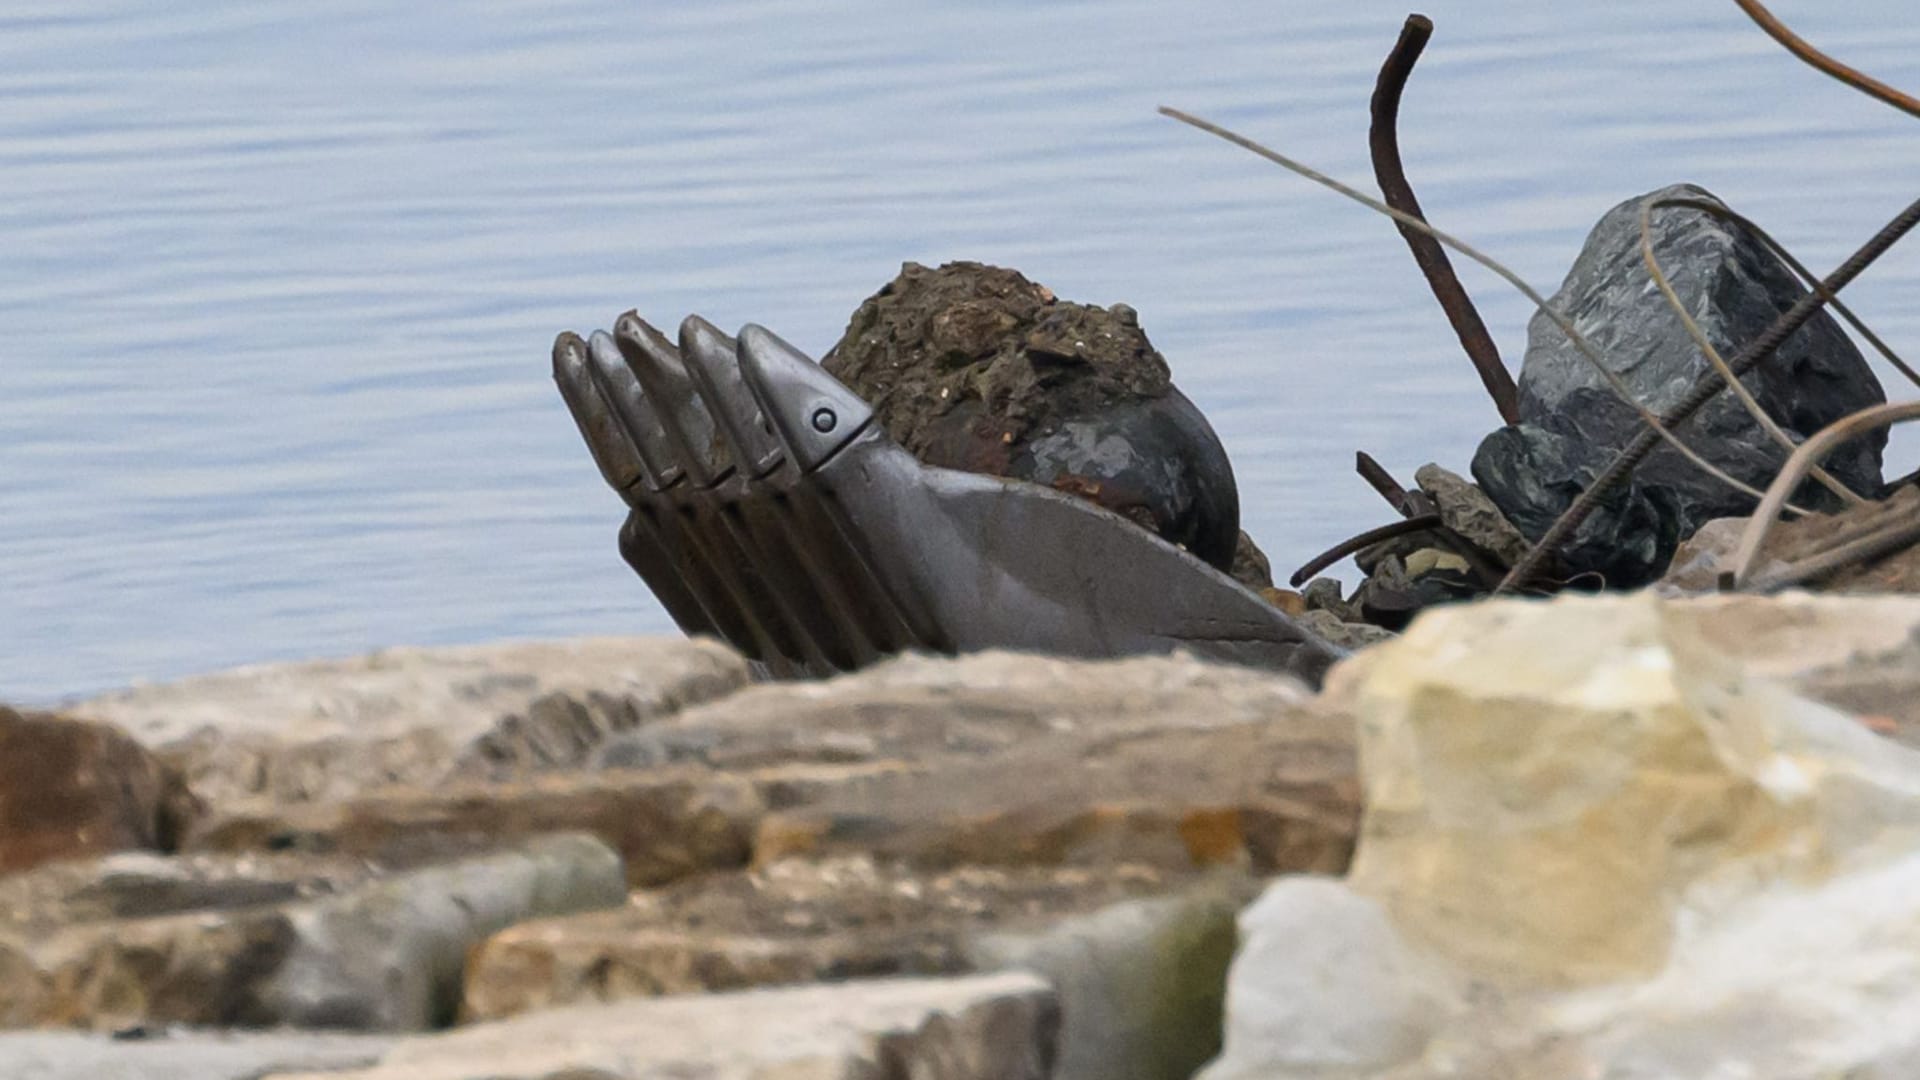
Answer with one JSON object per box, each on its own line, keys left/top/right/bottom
{"left": 1732, "top": 0, "right": 1920, "bottom": 121}
{"left": 1156, "top": 106, "right": 1798, "bottom": 515}
{"left": 1638, "top": 195, "right": 1864, "bottom": 506}
{"left": 1653, "top": 195, "right": 1920, "bottom": 392}
{"left": 1726, "top": 401, "right": 1920, "bottom": 588}
{"left": 1502, "top": 194, "right": 1920, "bottom": 591}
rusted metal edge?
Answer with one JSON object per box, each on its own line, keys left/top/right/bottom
{"left": 1732, "top": 0, "right": 1920, "bottom": 121}
{"left": 1370, "top": 13, "right": 1520, "bottom": 425}
{"left": 1723, "top": 401, "right": 1920, "bottom": 589}
{"left": 1289, "top": 512, "right": 1444, "bottom": 588}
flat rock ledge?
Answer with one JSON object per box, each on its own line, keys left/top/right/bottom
{"left": 69, "top": 637, "right": 751, "bottom": 804}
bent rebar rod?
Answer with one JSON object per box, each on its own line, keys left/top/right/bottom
{"left": 1370, "top": 13, "right": 1518, "bottom": 424}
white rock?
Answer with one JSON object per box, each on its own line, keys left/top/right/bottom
{"left": 1199, "top": 878, "right": 1452, "bottom": 1079}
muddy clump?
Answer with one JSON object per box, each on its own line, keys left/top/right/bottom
{"left": 825, "top": 261, "right": 1246, "bottom": 571}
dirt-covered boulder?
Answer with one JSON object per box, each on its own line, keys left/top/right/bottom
{"left": 825, "top": 261, "right": 1244, "bottom": 569}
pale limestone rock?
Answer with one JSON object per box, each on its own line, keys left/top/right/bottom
{"left": 1331, "top": 590, "right": 1920, "bottom": 986}
{"left": 1208, "top": 591, "right": 1920, "bottom": 1080}
{"left": 69, "top": 637, "right": 750, "bottom": 803}
{"left": 1658, "top": 591, "right": 1920, "bottom": 743}
{"left": 751, "top": 720, "right": 1356, "bottom": 875}
{"left": 462, "top": 858, "right": 1239, "bottom": 1080}
{"left": 267, "top": 973, "right": 1057, "bottom": 1080}
{"left": 459, "top": 856, "right": 1182, "bottom": 1020}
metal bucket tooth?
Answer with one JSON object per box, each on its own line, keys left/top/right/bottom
{"left": 734, "top": 324, "right": 933, "bottom": 657}
{"left": 598, "top": 312, "right": 831, "bottom": 674}
{"left": 582, "top": 330, "right": 684, "bottom": 491}
{"left": 735, "top": 324, "right": 873, "bottom": 473}
{"left": 672, "top": 315, "right": 872, "bottom": 673}
{"left": 612, "top": 313, "right": 728, "bottom": 488}
{"left": 678, "top": 315, "right": 787, "bottom": 479}
{"left": 552, "top": 332, "right": 650, "bottom": 497}
{"left": 557, "top": 330, "right": 772, "bottom": 658}
{"left": 553, "top": 331, "right": 730, "bottom": 640}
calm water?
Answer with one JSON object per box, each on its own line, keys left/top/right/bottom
{"left": 5, "top": 0, "right": 1920, "bottom": 702}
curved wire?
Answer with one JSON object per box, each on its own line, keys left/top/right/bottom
{"left": 1157, "top": 105, "right": 1813, "bottom": 514}
{"left": 1639, "top": 195, "right": 1864, "bottom": 505}
{"left": 1652, "top": 196, "right": 1920, "bottom": 391}
{"left": 1732, "top": 0, "right": 1920, "bottom": 121}
{"left": 1727, "top": 401, "right": 1920, "bottom": 587}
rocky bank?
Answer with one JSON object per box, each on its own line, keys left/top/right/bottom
{"left": 6, "top": 587, "right": 1920, "bottom": 1078}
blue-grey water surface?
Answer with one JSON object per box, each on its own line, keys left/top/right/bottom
{"left": 5, "top": 0, "right": 1920, "bottom": 702}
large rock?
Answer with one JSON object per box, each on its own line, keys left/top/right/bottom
{"left": 0, "top": 848, "right": 384, "bottom": 931}
{"left": 599, "top": 650, "right": 1356, "bottom": 876}
{"left": 1472, "top": 184, "right": 1886, "bottom": 586}
{"left": 268, "top": 973, "right": 1058, "bottom": 1080}
{"left": 71, "top": 637, "right": 750, "bottom": 804}
{"left": 1205, "top": 591, "right": 1920, "bottom": 1079}
{"left": 752, "top": 720, "right": 1357, "bottom": 875}
{"left": 0, "top": 834, "right": 625, "bottom": 1032}
{"left": 824, "top": 260, "right": 1244, "bottom": 570}
{"left": 596, "top": 648, "right": 1321, "bottom": 772}
{"left": 1654, "top": 589, "right": 1920, "bottom": 745}
{"left": 0, "top": 706, "right": 197, "bottom": 875}
{"left": 185, "top": 768, "right": 762, "bottom": 889}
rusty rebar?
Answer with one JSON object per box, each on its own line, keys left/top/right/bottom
{"left": 1639, "top": 194, "right": 1862, "bottom": 506}
{"left": 1724, "top": 401, "right": 1920, "bottom": 589}
{"left": 1158, "top": 106, "right": 1784, "bottom": 510}
{"left": 1356, "top": 450, "right": 1415, "bottom": 512}
{"left": 1289, "top": 512, "right": 1443, "bottom": 588}
{"left": 1742, "top": 508, "right": 1920, "bottom": 594}
{"left": 1370, "top": 14, "right": 1519, "bottom": 425}
{"left": 1732, "top": 0, "right": 1920, "bottom": 121}
{"left": 1499, "top": 194, "right": 1920, "bottom": 592}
